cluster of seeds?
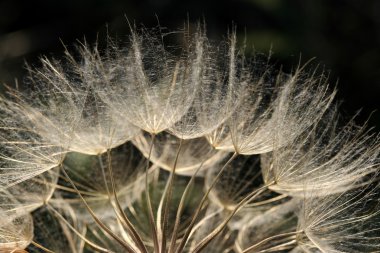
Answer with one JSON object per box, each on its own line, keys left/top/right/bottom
{"left": 0, "top": 25, "right": 379, "bottom": 253}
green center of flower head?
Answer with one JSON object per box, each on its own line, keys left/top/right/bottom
{"left": 0, "top": 22, "right": 379, "bottom": 253}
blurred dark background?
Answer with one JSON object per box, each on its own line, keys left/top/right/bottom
{"left": 0, "top": 0, "right": 379, "bottom": 130}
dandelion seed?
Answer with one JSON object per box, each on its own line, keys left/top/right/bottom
{"left": 0, "top": 99, "right": 64, "bottom": 188}
{"left": 170, "top": 31, "right": 246, "bottom": 140}
{"left": 99, "top": 27, "right": 204, "bottom": 134}
{"left": 261, "top": 107, "right": 380, "bottom": 196}
{"left": 0, "top": 196, "right": 33, "bottom": 252}
{"left": 0, "top": 168, "right": 59, "bottom": 212}
{"left": 298, "top": 179, "right": 380, "bottom": 252}
{"left": 207, "top": 56, "right": 279, "bottom": 154}
{"left": 12, "top": 44, "right": 139, "bottom": 155}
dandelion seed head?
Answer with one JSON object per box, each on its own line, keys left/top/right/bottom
{"left": 0, "top": 21, "right": 378, "bottom": 253}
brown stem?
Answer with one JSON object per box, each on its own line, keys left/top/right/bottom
{"left": 45, "top": 203, "right": 111, "bottom": 253}
{"left": 105, "top": 149, "right": 148, "bottom": 253}
{"left": 145, "top": 133, "right": 160, "bottom": 253}
{"left": 192, "top": 182, "right": 274, "bottom": 253}
{"left": 31, "top": 241, "right": 56, "bottom": 253}
{"left": 175, "top": 152, "right": 238, "bottom": 253}
{"left": 242, "top": 231, "right": 300, "bottom": 253}
{"left": 168, "top": 148, "right": 214, "bottom": 253}
{"left": 160, "top": 138, "right": 183, "bottom": 252}
{"left": 60, "top": 166, "right": 136, "bottom": 253}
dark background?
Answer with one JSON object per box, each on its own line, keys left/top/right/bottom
{"left": 0, "top": 0, "right": 379, "bottom": 130}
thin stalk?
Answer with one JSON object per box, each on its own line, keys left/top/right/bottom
{"left": 175, "top": 152, "right": 238, "bottom": 253}
{"left": 105, "top": 149, "right": 149, "bottom": 253}
{"left": 160, "top": 138, "right": 183, "bottom": 252}
{"left": 31, "top": 241, "right": 56, "bottom": 253}
{"left": 245, "top": 194, "right": 288, "bottom": 208}
{"left": 156, "top": 171, "right": 171, "bottom": 251}
{"left": 255, "top": 239, "right": 297, "bottom": 253}
{"left": 187, "top": 207, "right": 224, "bottom": 244}
{"left": 45, "top": 202, "right": 111, "bottom": 253}
{"left": 44, "top": 182, "right": 103, "bottom": 197}
{"left": 57, "top": 173, "right": 100, "bottom": 195}
{"left": 242, "top": 231, "right": 301, "bottom": 253}
{"left": 145, "top": 133, "right": 160, "bottom": 253}
{"left": 98, "top": 155, "right": 111, "bottom": 197}
{"left": 168, "top": 149, "right": 214, "bottom": 253}
{"left": 192, "top": 182, "right": 274, "bottom": 253}
{"left": 78, "top": 225, "right": 87, "bottom": 253}
{"left": 60, "top": 166, "right": 136, "bottom": 253}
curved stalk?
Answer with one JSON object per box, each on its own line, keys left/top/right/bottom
{"left": 175, "top": 152, "right": 238, "bottom": 253}
{"left": 105, "top": 149, "right": 149, "bottom": 253}
{"left": 45, "top": 203, "right": 111, "bottom": 253}
{"left": 242, "top": 231, "right": 300, "bottom": 253}
{"left": 168, "top": 148, "right": 214, "bottom": 253}
{"left": 31, "top": 241, "right": 56, "bottom": 253}
{"left": 60, "top": 166, "right": 136, "bottom": 253}
{"left": 145, "top": 133, "right": 160, "bottom": 252}
{"left": 160, "top": 138, "right": 183, "bottom": 252}
{"left": 192, "top": 182, "right": 274, "bottom": 253}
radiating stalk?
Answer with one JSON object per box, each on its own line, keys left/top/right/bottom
{"left": 60, "top": 166, "right": 136, "bottom": 253}
{"left": 175, "top": 152, "right": 238, "bottom": 253}
{"left": 45, "top": 202, "right": 111, "bottom": 253}
{"left": 159, "top": 138, "right": 183, "bottom": 252}
{"left": 145, "top": 133, "right": 160, "bottom": 253}
{"left": 192, "top": 182, "right": 274, "bottom": 253}
{"left": 245, "top": 194, "right": 288, "bottom": 208}
{"left": 242, "top": 231, "right": 300, "bottom": 253}
{"left": 168, "top": 149, "right": 214, "bottom": 253}
{"left": 105, "top": 149, "right": 149, "bottom": 253}
{"left": 98, "top": 154, "right": 111, "bottom": 197}
{"left": 31, "top": 241, "right": 56, "bottom": 253}
{"left": 254, "top": 239, "right": 297, "bottom": 253}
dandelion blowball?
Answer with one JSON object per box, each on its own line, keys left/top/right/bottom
{"left": 0, "top": 22, "right": 379, "bottom": 253}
